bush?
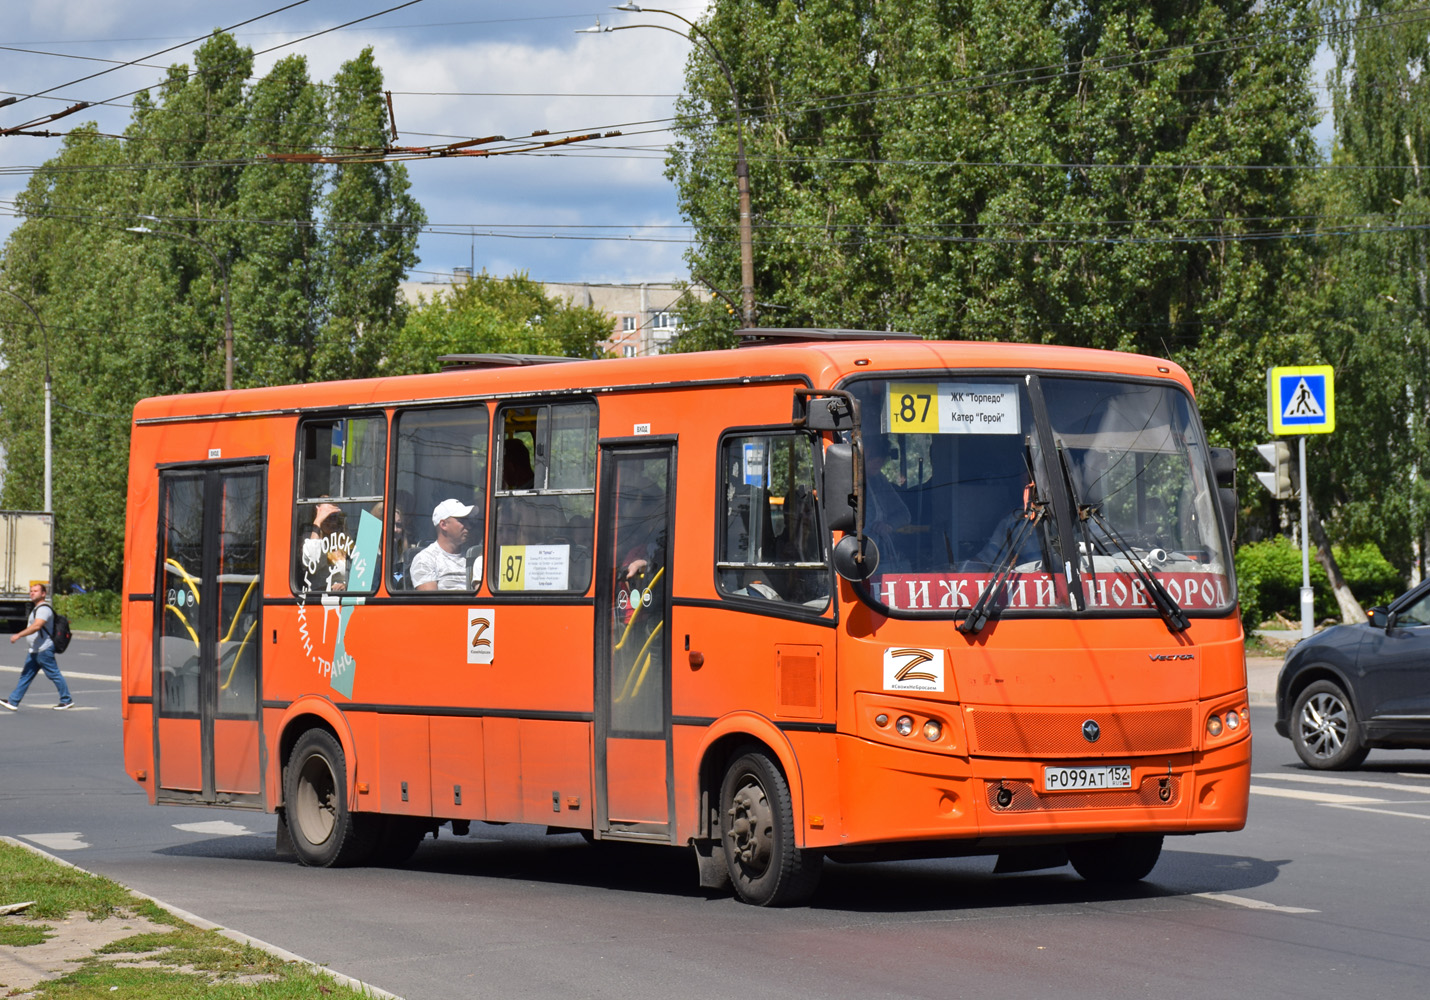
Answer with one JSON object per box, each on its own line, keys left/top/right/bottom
{"left": 53, "top": 589, "right": 121, "bottom": 630}
{"left": 1235, "top": 537, "right": 1403, "bottom": 632}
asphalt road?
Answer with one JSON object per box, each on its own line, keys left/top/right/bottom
{"left": 5, "top": 638, "right": 1430, "bottom": 1000}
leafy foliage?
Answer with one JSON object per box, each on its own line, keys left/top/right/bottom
{"left": 386, "top": 272, "right": 614, "bottom": 373}
{"left": 1235, "top": 535, "right": 1400, "bottom": 631}
{"left": 1300, "top": 0, "right": 1430, "bottom": 581}
{"left": 0, "top": 33, "right": 424, "bottom": 589}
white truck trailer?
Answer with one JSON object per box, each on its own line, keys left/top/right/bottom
{"left": 0, "top": 511, "right": 53, "bottom": 627}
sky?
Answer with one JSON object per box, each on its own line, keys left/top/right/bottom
{"left": 0, "top": 1, "right": 712, "bottom": 286}
{"left": 2, "top": 2, "right": 1338, "bottom": 290}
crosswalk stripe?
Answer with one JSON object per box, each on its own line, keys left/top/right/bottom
{"left": 1195, "top": 892, "right": 1318, "bottom": 914}
{"left": 0, "top": 665, "right": 120, "bottom": 682}
{"left": 1253, "top": 772, "right": 1430, "bottom": 795}
{"left": 1324, "top": 803, "right": 1430, "bottom": 821}
{"left": 1250, "top": 786, "right": 1384, "bottom": 804}
{"left": 20, "top": 832, "right": 89, "bottom": 851}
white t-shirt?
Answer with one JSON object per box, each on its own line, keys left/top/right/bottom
{"left": 29, "top": 602, "right": 54, "bottom": 653}
{"left": 409, "top": 542, "right": 475, "bottom": 591}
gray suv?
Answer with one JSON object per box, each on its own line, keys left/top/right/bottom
{"left": 1275, "top": 580, "right": 1430, "bottom": 769}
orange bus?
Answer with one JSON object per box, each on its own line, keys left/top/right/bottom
{"left": 120, "top": 329, "right": 1248, "bottom": 906}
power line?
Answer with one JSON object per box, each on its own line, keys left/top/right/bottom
{"left": 1, "top": 0, "right": 315, "bottom": 114}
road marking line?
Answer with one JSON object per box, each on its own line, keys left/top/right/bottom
{"left": 20, "top": 832, "right": 89, "bottom": 851}
{"left": 1249, "top": 785, "right": 1384, "bottom": 804}
{"left": 1195, "top": 892, "right": 1318, "bottom": 914}
{"left": 174, "top": 821, "right": 255, "bottom": 837}
{"left": 1324, "top": 803, "right": 1430, "bottom": 821}
{"left": 0, "top": 665, "right": 120, "bottom": 682}
{"left": 1253, "top": 772, "right": 1430, "bottom": 795}
{"left": 1394, "top": 772, "right": 1430, "bottom": 781}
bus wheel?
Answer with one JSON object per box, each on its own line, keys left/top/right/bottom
{"left": 1067, "top": 834, "right": 1164, "bottom": 883}
{"left": 719, "top": 750, "right": 821, "bottom": 906}
{"left": 285, "top": 729, "right": 373, "bottom": 867}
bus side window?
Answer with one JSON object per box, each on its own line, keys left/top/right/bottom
{"left": 390, "top": 404, "right": 489, "bottom": 593}
{"left": 717, "top": 432, "right": 830, "bottom": 611}
{"left": 293, "top": 414, "right": 386, "bottom": 595}
{"left": 493, "top": 400, "right": 597, "bottom": 593}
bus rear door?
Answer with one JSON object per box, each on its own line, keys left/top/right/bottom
{"left": 154, "top": 464, "right": 266, "bottom": 807}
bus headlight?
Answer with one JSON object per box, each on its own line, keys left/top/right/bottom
{"left": 895, "top": 715, "right": 914, "bottom": 736}
{"left": 1225, "top": 709, "right": 1242, "bottom": 731}
{"left": 1206, "top": 714, "right": 1224, "bottom": 738}
{"left": 923, "top": 720, "right": 942, "bottom": 742}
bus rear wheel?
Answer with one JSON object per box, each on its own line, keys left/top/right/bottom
{"left": 285, "top": 729, "right": 374, "bottom": 867}
{"left": 719, "top": 749, "right": 821, "bottom": 906}
{"left": 1067, "top": 834, "right": 1164, "bottom": 883}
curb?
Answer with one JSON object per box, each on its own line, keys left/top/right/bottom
{"left": 0, "top": 836, "right": 403, "bottom": 1000}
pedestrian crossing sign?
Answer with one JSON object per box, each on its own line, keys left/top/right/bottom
{"left": 1267, "top": 365, "right": 1334, "bottom": 435}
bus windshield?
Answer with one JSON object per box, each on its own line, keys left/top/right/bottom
{"left": 849, "top": 374, "right": 1232, "bottom": 618}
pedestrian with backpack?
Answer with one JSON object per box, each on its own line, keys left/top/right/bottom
{"left": 1, "top": 582, "right": 74, "bottom": 711}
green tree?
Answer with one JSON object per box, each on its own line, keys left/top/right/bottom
{"left": 385, "top": 272, "right": 614, "bottom": 374}
{"left": 0, "top": 33, "right": 424, "bottom": 589}
{"left": 1308, "top": 0, "right": 1430, "bottom": 584}
{"left": 667, "top": 0, "right": 1324, "bottom": 506}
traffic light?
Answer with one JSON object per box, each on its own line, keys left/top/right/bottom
{"left": 1256, "top": 441, "right": 1294, "bottom": 499}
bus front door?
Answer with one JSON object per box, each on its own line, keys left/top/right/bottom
{"left": 595, "top": 445, "right": 674, "bottom": 840}
{"left": 154, "top": 465, "right": 266, "bottom": 807}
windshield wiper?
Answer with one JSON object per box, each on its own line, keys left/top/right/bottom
{"left": 1053, "top": 440, "right": 1187, "bottom": 632}
{"left": 959, "top": 451, "right": 1048, "bottom": 636}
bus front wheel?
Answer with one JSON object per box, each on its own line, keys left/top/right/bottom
{"left": 284, "top": 729, "right": 374, "bottom": 867}
{"left": 719, "top": 749, "right": 821, "bottom": 906}
{"left": 1067, "top": 834, "right": 1164, "bottom": 883}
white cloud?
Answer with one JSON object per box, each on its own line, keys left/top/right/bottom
{"left": 2, "top": 1, "right": 709, "bottom": 284}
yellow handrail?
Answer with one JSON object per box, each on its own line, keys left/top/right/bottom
{"left": 614, "top": 565, "right": 664, "bottom": 652}
{"left": 220, "top": 575, "right": 260, "bottom": 643}
{"left": 220, "top": 618, "right": 259, "bottom": 692}
{"left": 165, "top": 558, "right": 201, "bottom": 606}
{"left": 615, "top": 621, "right": 663, "bottom": 703}
{"left": 163, "top": 605, "right": 200, "bottom": 647}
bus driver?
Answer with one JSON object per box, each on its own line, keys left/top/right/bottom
{"left": 412, "top": 499, "right": 477, "bottom": 591}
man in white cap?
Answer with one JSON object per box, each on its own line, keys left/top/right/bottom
{"left": 411, "top": 498, "right": 477, "bottom": 591}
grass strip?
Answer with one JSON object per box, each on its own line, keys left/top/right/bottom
{"left": 0, "top": 838, "right": 392, "bottom": 998}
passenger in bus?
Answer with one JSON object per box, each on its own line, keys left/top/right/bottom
{"left": 502, "top": 438, "right": 535, "bottom": 490}
{"left": 412, "top": 498, "right": 477, "bottom": 591}
{"left": 373, "top": 490, "right": 415, "bottom": 589}
{"left": 864, "top": 435, "right": 911, "bottom": 569}
{"left": 301, "top": 501, "right": 350, "bottom": 591}
{"left": 616, "top": 486, "right": 665, "bottom": 620}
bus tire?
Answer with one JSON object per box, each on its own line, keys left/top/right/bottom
{"left": 1067, "top": 833, "right": 1164, "bottom": 883}
{"left": 284, "top": 728, "right": 374, "bottom": 867}
{"left": 719, "top": 749, "right": 821, "bottom": 906}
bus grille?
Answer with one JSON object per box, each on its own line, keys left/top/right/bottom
{"left": 984, "top": 776, "right": 1182, "bottom": 813}
{"left": 965, "top": 706, "right": 1195, "bottom": 757}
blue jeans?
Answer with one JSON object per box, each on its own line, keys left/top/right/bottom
{"left": 7, "top": 645, "right": 72, "bottom": 706}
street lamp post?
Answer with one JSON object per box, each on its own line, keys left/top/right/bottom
{"left": 127, "top": 216, "right": 234, "bottom": 390}
{"left": 583, "top": 4, "right": 757, "bottom": 327}
{"left": 0, "top": 288, "right": 51, "bottom": 513}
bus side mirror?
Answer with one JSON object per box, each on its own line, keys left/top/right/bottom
{"left": 832, "top": 534, "right": 879, "bottom": 581}
{"left": 822, "top": 442, "right": 857, "bottom": 533}
{"left": 1218, "top": 488, "right": 1237, "bottom": 543}
{"left": 800, "top": 395, "right": 855, "bottom": 431}
{"left": 1209, "top": 447, "right": 1236, "bottom": 489}
{"left": 1209, "top": 448, "right": 1237, "bottom": 543}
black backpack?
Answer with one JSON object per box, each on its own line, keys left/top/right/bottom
{"left": 41, "top": 603, "right": 73, "bottom": 654}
